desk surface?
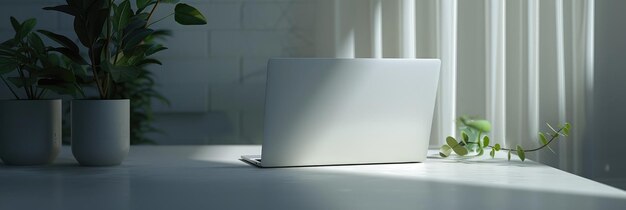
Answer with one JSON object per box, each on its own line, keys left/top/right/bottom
{"left": 0, "top": 146, "right": 624, "bottom": 210}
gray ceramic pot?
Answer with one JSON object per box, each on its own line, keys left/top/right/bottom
{"left": 71, "top": 99, "right": 129, "bottom": 166}
{"left": 0, "top": 99, "right": 62, "bottom": 165}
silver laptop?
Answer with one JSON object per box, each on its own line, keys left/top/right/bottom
{"left": 242, "top": 58, "right": 440, "bottom": 167}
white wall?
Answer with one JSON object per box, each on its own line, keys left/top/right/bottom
{"left": 0, "top": 0, "right": 318, "bottom": 145}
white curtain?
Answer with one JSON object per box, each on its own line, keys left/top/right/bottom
{"left": 317, "top": 0, "right": 594, "bottom": 174}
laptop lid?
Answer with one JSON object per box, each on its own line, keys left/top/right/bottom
{"left": 259, "top": 58, "right": 440, "bottom": 167}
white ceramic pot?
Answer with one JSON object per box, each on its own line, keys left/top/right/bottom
{"left": 0, "top": 99, "right": 62, "bottom": 165}
{"left": 71, "top": 99, "right": 129, "bottom": 166}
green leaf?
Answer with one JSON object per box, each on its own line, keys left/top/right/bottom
{"left": 86, "top": 8, "right": 109, "bottom": 46}
{"left": 452, "top": 146, "right": 469, "bottom": 156}
{"left": 73, "top": 18, "right": 91, "bottom": 47}
{"left": 16, "top": 18, "right": 37, "bottom": 40}
{"left": 113, "top": 0, "right": 132, "bottom": 32}
{"left": 483, "top": 136, "right": 490, "bottom": 147}
{"left": 539, "top": 133, "right": 548, "bottom": 145}
{"left": 517, "top": 145, "right": 525, "bottom": 161}
{"left": 439, "top": 145, "right": 452, "bottom": 157}
{"left": 42, "top": 5, "right": 79, "bottom": 17}
{"left": 38, "top": 67, "right": 75, "bottom": 82}
{"left": 49, "top": 47, "right": 88, "bottom": 65}
{"left": 494, "top": 143, "right": 501, "bottom": 151}
{"left": 123, "top": 28, "right": 154, "bottom": 50}
{"left": 145, "top": 44, "right": 167, "bottom": 56}
{"left": 0, "top": 57, "right": 17, "bottom": 74}
{"left": 37, "top": 30, "right": 80, "bottom": 53}
{"left": 477, "top": 148, "right": 484, "bottom": 156}
{"left": 10, "top": 16, "right": 20, "bottom": 33}
{"left": 136, "top": 0, "right": 154, "bottom": 12}
{"left": 38, "top": 78, "right": 79, "bottom": 97}
{"left": 489, "top": 149, "right": 495, "bottom": 158}
{"left": 538, "top": 132, "right": 555, "bottom": 154}
{"left": 465, "top": 120, "right": 492, "bottom": 132}
{"left": 174, "top": 3, "right": 207, "bottom": 25}
{"left": 445, "top": 136, "right": 468, "bottom": 156}
{"left": 137, "top": 58, "right": 162, "bottom": 66}
{"left": 563, "top": 126, "right": 570, "bottom": 136}
{"left": 507, "top": 150, "right": 511, "bottom": 161}
{"left": 105, "top": 63, "right": 141, "bottom": 82}
{"left": 27, "top": 33, "right": 45, "bottom": 54}
{"left": 446, "top": 136, "right": 458, "bottom": 148}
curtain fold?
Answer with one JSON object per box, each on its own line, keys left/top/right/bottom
{"left": 320, "top": 0, "right": 593, "bottom": 173}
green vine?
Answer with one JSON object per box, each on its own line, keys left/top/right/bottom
{"left": 439, "top": 116, "right": 572, "bottom": 161}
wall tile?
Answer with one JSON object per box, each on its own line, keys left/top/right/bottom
{"left": 242, "top": 57, "right": 269, "bottom": 83}
{"left": 149, "top": 111, "right": 240, "bottom": 144}
{"left": 211, "top": 83, "right": 265, "bottom": 112}
{"left": 153, "top": 82, "right": 209, "bottom": 113}
{"left": 153, "top": 57, "right": 240, "bottom": 85}
{"left": 155, "top": 31, "right": 209, "bottom": 59}
{"left": 210, "top": 30, "right": 315, "bottom": 57}
{"left": 241, "top": 111, "right": 264, "bottom": 144}
{"left": 243, "top": 1, "right": 315, "bottom": 29}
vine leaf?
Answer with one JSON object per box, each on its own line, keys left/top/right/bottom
{"left": 494, "top": 143, "right": 501, "bottom": 151}
{"left": 563, "top": 123, "right": 571, "bottom": 136}
{"left": 446, "top": 136, "right": 458, "bottom": 148}
{"left": 454, "top": 146, "right": 469, "bottom": 156}
{"left": 465, "top": 120, "right": 492, "bottom": 132}
{"left": 539, "top": 132, "right": 555, "bottom": 154}
{"left": 547, "top": 123, "right": 566, "bottom": 137}
{"left": 446, "top": 136, "right": 468, "bottom": 156}
{"left": 517, "top": 145, "right": 525, "bottom": 161}
{"left": 477, "top": 148, "right": 484, "bottom": 156}
{"left": 461, "top": 132, "right": 469, "bottom": 145}
{"left": 539, "top": 133, "right": 548, "bottom": 145}
{"left": 483, "top": 136, "right": 490, "bottom": 148}
{"left": 439, "top": 145, "right": 452, "bottom": 157}
{"left": 489, "top": 149, "right": 495, "bottom": 158}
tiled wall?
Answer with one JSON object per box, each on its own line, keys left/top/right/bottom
{"left": 0, "top": 0, "right": 319, "bottom": 145}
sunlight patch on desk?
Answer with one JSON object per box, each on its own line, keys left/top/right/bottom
{"left": 303, "top": 155, "right": 626, "bottom": 200}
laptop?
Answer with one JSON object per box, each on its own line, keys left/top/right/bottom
{"left": 241, "top": 58, "right": 440, "bottom": 167}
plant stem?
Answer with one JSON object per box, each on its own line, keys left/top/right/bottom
{"left": 146, "top": 13, "right": 173, "bottom": 27}
{"left": 489, "top": 127, "right": 565, "bottom": 153}
{"left": 16, "top": 66, "right": 32, "bottom": 99}
{"left": 89, "top": 47, "right": 105, "bottom": 99}
{"left": 145, "top": 0, "right": 161, "bottom": 25}
{"left": 103, "top": 73, "right": 111, "bottom": 98}
{"left": 36, "top": 88, "right": 46, "bottom": 99}
{"left": 0, "top": 75, "right": 20, "bottom": 99}
{"left": 104, "top": 0, "right": 113, "bottom": 63}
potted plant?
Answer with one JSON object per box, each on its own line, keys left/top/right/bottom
{"left": 0, "top": 17, "right": 81, "bottom": 165}
{"left": 43, "top": 0, "right": 206, "bottom": 166}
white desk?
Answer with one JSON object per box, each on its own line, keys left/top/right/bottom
{"left": 0, "top": 146, "right": 624, "bottom": 210}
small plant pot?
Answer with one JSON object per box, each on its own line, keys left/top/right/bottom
{"left": 71, "top": 99, "right": 129, "bottom": 166}
{"left": 0, "top": 99, "right": 62, "bottom": 165}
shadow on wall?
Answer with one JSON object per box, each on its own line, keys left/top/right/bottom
{"left": 145, "top": 0, "right": 320, "bottom": 145}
